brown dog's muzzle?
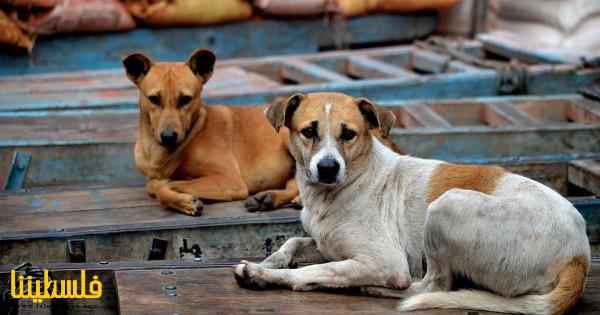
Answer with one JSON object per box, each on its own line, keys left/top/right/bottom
{"left": 159, "top": 128, "right": 179, "bottom": 148}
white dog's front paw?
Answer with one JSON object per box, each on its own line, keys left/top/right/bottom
{"left": 233, "top": 260, "right": 270, "bottom": 290}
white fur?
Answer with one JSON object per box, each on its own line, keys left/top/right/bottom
{"left": 308, "top": 103, "right": 346, "bottom": 184}
{"left": 235, "top": 134, "right": 591, "bottom": 315}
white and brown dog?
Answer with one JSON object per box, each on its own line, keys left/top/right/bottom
{"left": 234, "top": 92, "right": 591, "bottom": 315}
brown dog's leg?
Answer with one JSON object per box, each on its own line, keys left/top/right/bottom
{"left": 147, "top": 179, "right": 203, "bottom": 216}
{"left": 244, "top": 178, "right": 300, "bottom": 212}
{"left": 147, "top": 176, "right": 249, "bottom": 216}
{"left": 167, "top": 175, "right": 249, "bottom": 201}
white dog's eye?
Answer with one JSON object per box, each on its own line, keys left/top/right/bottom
{"left": 340, "top": 127, "right": 356, "bottom": 141}
{"left": 300, "top": 126, "right": 316, "bottom": 139}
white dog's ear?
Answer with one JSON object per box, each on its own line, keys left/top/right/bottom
{"left": 186, "top": 48, "right": 216, "bottom": 83}
{"left": 357, "top": 98, "right": 396, "bottom": 136}
{"left": 356, "top": 98, "right": 381, "bottom": 130}
{"left": 378, "top": 110, "right": 397, "bottom": 138}
{"left": 266, "top": 93, "right": 304, "bottom": 132}
{"left": 122, "top": 53, "right": 153, "bottom": 85}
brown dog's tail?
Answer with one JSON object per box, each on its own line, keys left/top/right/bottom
{"left": 397, "top": 256, "right": 588, "bottom": 315}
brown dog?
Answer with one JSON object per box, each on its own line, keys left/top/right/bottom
{"left": 123, "top": 49, "right": 299, "bottom": 215}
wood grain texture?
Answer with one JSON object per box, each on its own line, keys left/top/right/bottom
{"left": 114, "top": 259, "right": 600, "bottom": 315}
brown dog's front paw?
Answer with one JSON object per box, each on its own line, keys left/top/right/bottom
{"left": 233, "top": 260, "right": 270, "bottom": 290}
{"left": 170, "top": 194, "right": 204, "bottom": 216}
{"left": 290, "top": 196, "right": 303, "bottom": 209}
{"left": 244, "top": 192, "right": 274, "bottom": 212}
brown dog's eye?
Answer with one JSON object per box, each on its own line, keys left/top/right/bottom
{"left": 178, "top": 95, "right": 192, "bottom": 108}
{"left": 340, "top": 127, "right": 356, "bottom": 141}
{"left": 300, "top": 126, "right": 316, "bottom": 139}
{"left": 148, "top": 95, "right": 161, "bottom": 107}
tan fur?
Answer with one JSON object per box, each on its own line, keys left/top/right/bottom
{"left": 124, "top": 49, "right": 298, "bottom": 215}
{"left": 427, "top": 163, "right": 506, "bottom": 204}
{"left": 549, "top": 256, "right": 588, "bottom": 315}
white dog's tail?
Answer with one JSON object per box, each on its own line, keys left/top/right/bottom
{"left": 398, "top": 257, "right": 587, "bottom": 315}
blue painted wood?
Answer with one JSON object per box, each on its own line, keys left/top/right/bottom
{"left": 3, "top": 152, "right": 31, "bottom": 190}
{"left": 1, "top": 64, "right": 598, "bottom": 112}
{"left": 0, "top": 13, "right": 436, "bottom": 76}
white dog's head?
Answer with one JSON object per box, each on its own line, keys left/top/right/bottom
{"left": 266, "top": 92, "right": 395, "bottom": 188}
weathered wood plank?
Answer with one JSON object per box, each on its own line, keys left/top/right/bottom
{"left": 402, "top": 104, "right": 452, "bottom": 128}
{"left": 2, "top": 43, "right": 599, "bottom": 111}
{"left": 345, "top": 55, "right": 419, "bottom": 79}
{"left": 570, "top": 160, "right": 600, "bottom": 196}
{"left": 485, "top": 101, "right": 538, "bottom": 126}
{"left": 114, "top": 260, "right": 600, "bottom": 315}
{"left": 280, "top": 59, "right": 352, "bottom": 83}
{"left": 2, "top": 95, "right": 600, "bottom": 187}
{"left": 0, "top": 158, "right": 597, "bottom": 265}
{"left": 114, "top": 267, "right": 500, "bottom": 315}
{"left": 0, "top": 14, "right": 437, "bottom": 76}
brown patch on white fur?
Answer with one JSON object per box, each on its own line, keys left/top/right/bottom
{"left": 427, "top": 163, "right": 506, "bottom": 203}
{"left": 549, "top": 256, "right": 588, "bottom": 315}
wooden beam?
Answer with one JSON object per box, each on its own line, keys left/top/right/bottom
{"left": 485, "top": 102, "right": 538, "bottom": 126}
{"left": 280, "top": 59, "right": 352, "bottom": 84}
{"left": 569, "top": 160, "right": 600, "bottom": 195}
{"left": 402, "top": 104, "right": 452, "bottom": 128}
{"left": 345, "top": 55, "right": 420, "bottom": 79}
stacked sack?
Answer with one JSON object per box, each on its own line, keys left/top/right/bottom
{"left": 124, "top": 0, "right": 253, "bottom": 26}
{"left": 1, "top": 0, "right": 135, "bottom": 51}
{"left": 438, "top": 0, "right": 600, "bottom": 58}
{"left": 254, "top": 0, "right": 458, "bottom": 17}
{"left": 488, "top": 0, "right": 600, "bottom": 54}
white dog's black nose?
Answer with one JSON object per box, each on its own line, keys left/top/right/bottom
{"left": 160, "top": 129, "right": 178, "bottom": 147}
{"left": 317, "top": 158, "right": 340, "bottom": 184}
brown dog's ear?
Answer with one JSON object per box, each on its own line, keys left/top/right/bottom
{"left": 123, "top": 53, "right": 153, "bottom": 85}
{"left": 266, "top": 93, "right": 304, "bottom": 132}
{"left": 378, "top": 110, "right": 397, "bottom": 138}
{"left": 356, "top": 98, "right": 381, "bottom": 130}
{"left": 186, "top": 49, "right": 216, "bottom": 83}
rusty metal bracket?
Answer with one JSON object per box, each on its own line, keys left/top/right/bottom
{"left": 179, "top": 238, "right": 202, "bottom": 260}
{"left": 497, "top": 65, "right": 528, "bottom": 95}
{"left": 148, "top": 238, "right": 169, "bottom": 260}
{"left": 3, "top": 151, "right": 31, "bottom": 191}
{"left": 66, "top": 239, "right": 86, "bottom": 263}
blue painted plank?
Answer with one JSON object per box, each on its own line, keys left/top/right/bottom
{"left": 0, "top": 14, "right": 436, "bottom": 76}
{"left": 3, "top": 152, "right": 31, "bottom": 190}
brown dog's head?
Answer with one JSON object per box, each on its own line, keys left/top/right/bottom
{"left": 123, "top": 49, "right": 215, "bottom": 149}
{"left": 266, "top": 92, "right": 396, "bottom": 187}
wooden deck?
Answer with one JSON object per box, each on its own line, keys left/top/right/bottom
{"left": 0, "top": 14, "right": 437, "bottom": 76}
{"left": 2, "top": 95, "right": 600, "bottom": 187}
{"left": 0, "top": 157, "right": 599, "bottom": 265}
{"left": 2, "top": 42, "right": 600, "bottom": 112}
{"left": 1, "top": 258, "right": 598, "bottom": 314}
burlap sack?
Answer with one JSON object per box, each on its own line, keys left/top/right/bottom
{"left": 126, "top": 0, "right": 253, "bottom": 26}
{"left": 0, "top": 10, "right": 34, "bottom": 51}
{"left": 253, "top": 0, "right": 335, "bottom": 16}
{"left": 27, "top": 0, "right": 135, "bottom": 35}
{"left": 336, "top": 0, "right": 459, "bottom": 17}
{"left": 488, "top": 0, "right": 600, "bottom": 54}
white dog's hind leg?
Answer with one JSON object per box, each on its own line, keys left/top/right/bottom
{"left": 260, "top": 237, "right": 325, "bottom": 269}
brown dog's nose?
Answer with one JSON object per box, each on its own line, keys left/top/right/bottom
{"left": 160, "top": 129, "right": 178, "bottom": 147}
